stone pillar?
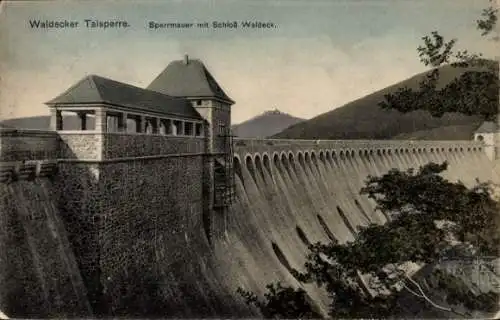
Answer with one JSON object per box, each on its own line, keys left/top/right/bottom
{"left": 78, "top": 112, "right": 87, "bottom": 130}
{"left": 49, "top": 108, "right": 63, "bottom": 131}
{"left": 180, "top": 121, "right": 185, "bottom": 136}
{"left": 159, "top": 119, "right": 166, "bottom": 135}
{"left": 140, "top": 115, "right": 146, "bottom": 133}
{"left": 171, "top": 121, "right": 177, "bottom": 135}
{"left": 118, "top": 112, "right": 128, "bottom": 132}
{"left": 94, "top": 108, "right": 107, "bottom": 132}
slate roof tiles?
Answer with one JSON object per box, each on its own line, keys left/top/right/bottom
{"left": 46, "top": 75, "right": 202, "bottom": 119}
{"left": 147, "top": 58, "right": 234, "bottom": 104}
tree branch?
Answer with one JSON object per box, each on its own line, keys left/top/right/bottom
{"left": 403, "top": 275, "right": 470, "bottom": 317}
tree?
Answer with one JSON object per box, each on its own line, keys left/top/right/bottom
{"left": 379, "top": 1, "right": 499, "bottom": 122}
{"left": 238, "top": 162, "right": 500, "bottom": 318}
{"left": 236, "top": 282, "right": 321, "bottom": 319}
{"left": 238, "top": 3, "right": 500, "bottom": 318}
{"left": 360, "top": 161, "right": 500, "bottom": 255}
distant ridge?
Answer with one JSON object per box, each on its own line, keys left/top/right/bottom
{"left": 0, "top": 115, "right": 86, "bottom": 130}
{"left": 272, "top": 62, "right": 495, "bottom": 140}
{"left": 1, "top": 110, "right": 305, "bottom": 136}
{"left": 3, "top": 61, "right": 494, "bottom": 139}
{"left": 231, "top": 109, "right": 305, "bottom": 138}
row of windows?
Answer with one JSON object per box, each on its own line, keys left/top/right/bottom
{"left": 52, "top": 110, "right": 205, "bottom": 137}
{"left": 106, "top": 116, "right": 204, "bottom": 137}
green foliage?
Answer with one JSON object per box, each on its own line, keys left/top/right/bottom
{"left": 242, "top": 4, "right": 500, "bottom": 318}
{"left": 477, "top": 3, "right": 498, "bottom": 37}
{"left": 427, "top": 269, "right": 499, "bottom": 313}
{"left": 292, "top": 241, "right": 400, "bottom": 318}
{"left": 293, "top": 162, "right": 499, "bottom": 316}
{"left": 380, "top": 2, "right": 498, "bottom": 120}
{"left": 379, "top": 66, "right": 498, "bottom": 121}
{"left": 236, "top": 282, "right": 321, "bottom": 319}
{"left": 238, "top": 162, "right": 500, "bottom": 317}
{"left": 360, "top": 161, "right": 500, "bottom": 255}
{"left": 417, "top": 32, "right": 457, "bottom": 68}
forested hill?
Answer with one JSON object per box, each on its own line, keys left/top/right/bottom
{"left": 272, "top": 62, "right": 496, "bottom": 140}
{"left": 232, "top": 109, "right": 304, "bottom": 138}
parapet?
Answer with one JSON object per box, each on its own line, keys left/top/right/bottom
{"left": 0, "top": 160, "right": 58, "bottom": 183}
{"left": 233, "top": 138, "right": 484, "bottom": 156}
{"left": 0, "top": 128, "right": 59, "bottom": 183}
{"left": 0, "top": 128, "right": 59, "bottom": 161}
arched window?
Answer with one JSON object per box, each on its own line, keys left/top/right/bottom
{"left": 476, "top": 135, "right": 484, "bottom": 142}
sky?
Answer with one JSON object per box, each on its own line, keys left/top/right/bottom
{"left": 0, "top": 0, "right": 497, "bottom": 124}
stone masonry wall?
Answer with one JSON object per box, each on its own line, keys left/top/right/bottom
{"left": 96, "top": 155, "right": 205, "bottom": 314}
{"left": 0, "top": 129, "right": 58, "bottom": 161}
{"left": 58, "top": 133, "right": 103, "bottom": 160}
{"left": 59, "top": 133, "right": 205, "bottom": 160}
{"left": 212, "top": 102, "right": 231, "bottom": 154}
{"left": 53, "top": 162, "right": 102, "bottom": 311}
{"left": 103, "top": 133, "right": 205, "bottom": 158}
{"left": 55, "top": 153, "right": 208, "bottom": 316}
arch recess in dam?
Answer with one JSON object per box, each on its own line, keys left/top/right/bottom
{"left": 224, "top": 138, "right": 498, "bottom": 316}
{"left": 1, "top": 132, "right": 498, "bottom": 318}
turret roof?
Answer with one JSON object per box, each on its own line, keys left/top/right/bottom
{"left": 147, "top": 57, "right": 234, "bottom": 104}
{"left": 475, "top": 121, "right": 498, "bottom": 134}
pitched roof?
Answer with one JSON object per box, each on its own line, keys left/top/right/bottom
{"left": 475, "top": 121, "right": 498, "bottom": 134}
{"left": 147, "top": 58, "right": 234, "bottom": 104}
{"left": 45, "top": 75, "right": 202, "bottom": 120}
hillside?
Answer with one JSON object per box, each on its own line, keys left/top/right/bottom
{"left": 3, "top": 62, "right": 494, "bottom": 139}
{"left": 272, "top": 62, "right": 495, "bottom": 140}
{"left": 0, "top": 115, "right": 88, "bottom": 130}
{"left": 392, "top": 125, "right": 481, "bottom": 140}
{"left": 231, "top": 109, "right": 304, "bottom": 138}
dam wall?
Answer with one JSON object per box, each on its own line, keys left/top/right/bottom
{"left": 1, "top": 128, "right": 499, "bottom": 317}
{"left": 0, "top": 130, "right": 92, "bottom": 318}
{"left": 53, "top": 131, "right": 252, "bottom": 316}
{"left": 233, "top": 138, "right": 486, "bottom": 157}
{"left": 223, "top": 139, "right": 500, "bottom": 315}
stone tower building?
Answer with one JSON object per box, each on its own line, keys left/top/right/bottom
{"left": 40, "top": 56, "right": 236, "bottom": 312}
{"left": 147, "top": 55, "right": 236, "bottom": 241}
{"left": 147, "top": 55, "right": 235, "bottom": 154}
{"left": 474, "top": 121, "right": 498, "bottom": 161}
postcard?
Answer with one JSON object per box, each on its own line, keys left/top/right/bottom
{"left": 0, "top": 0, "right": 499, "bottom": 319}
